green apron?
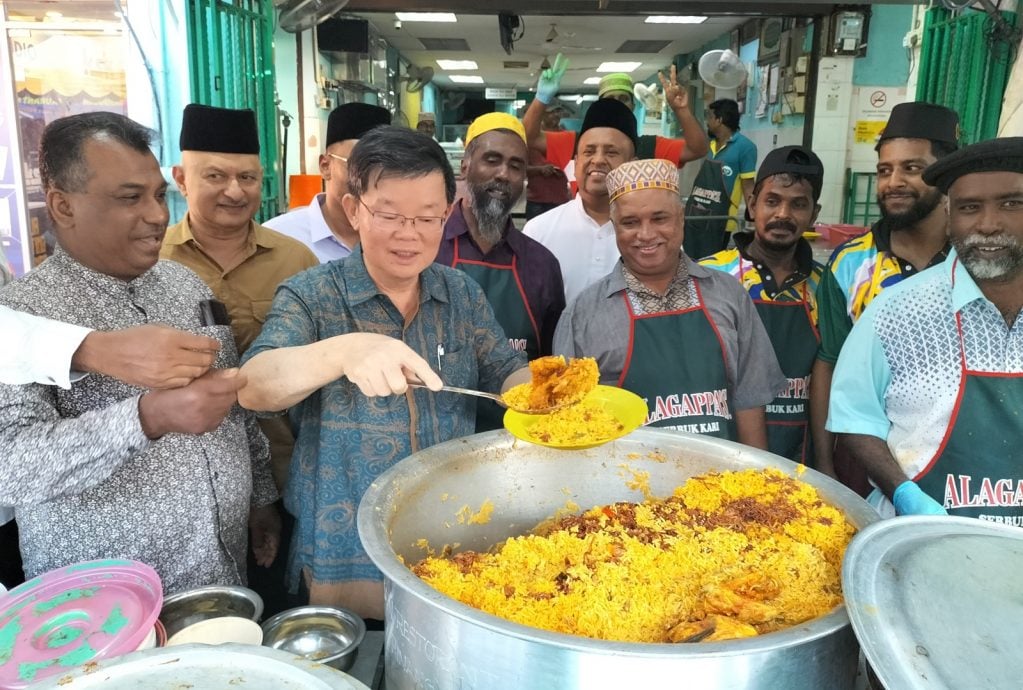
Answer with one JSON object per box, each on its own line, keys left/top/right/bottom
{"left": 683, "top": 158, "right": 731, "bottom": 260}
{"left": 915, "top": 308, "right": 1023, "bottom": 522}
{"left": 743, "top": 260, "right": 819, "bottom": 462}
{"left": 617, "top": 283, "right": 737, "bottom": 440}
{"left": 451, "top": 239, "right": 540, "bottom": 432}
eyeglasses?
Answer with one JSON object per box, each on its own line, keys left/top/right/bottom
{"left": 326, "top": 153, "right": 348, "bottom": 164}
{"left": 358, "top": 198, "right": 446, "bottom": 232}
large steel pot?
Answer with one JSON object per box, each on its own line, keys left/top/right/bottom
{"left": 358, "top": 429, "right": 879, "bottom": 690}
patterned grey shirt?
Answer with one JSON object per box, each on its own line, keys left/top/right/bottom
{"left": 0, "top": 247, "right": 277, "bottom": 593}
{"left": 554, "top": 255, "right": 785, "bottom": 411}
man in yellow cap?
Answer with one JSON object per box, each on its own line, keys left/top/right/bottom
{"left": 435, "top": 113, "right": 565, "bottom": 431}
{"left": 522, "top": 59, "right": 708, "bottom": 189}
{"left": 554, "top": 159, "right": 783, "bottom": 447}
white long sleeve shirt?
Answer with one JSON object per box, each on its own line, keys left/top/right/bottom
{"left": 0, "top": 306, "right": 91, "bottom": 389}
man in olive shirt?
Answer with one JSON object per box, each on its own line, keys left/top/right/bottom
{"left": 161, "top": 104, "right": 316, "bottom": 612}
{"left": 163, "top": 105, "right": 318, "bottom": 364}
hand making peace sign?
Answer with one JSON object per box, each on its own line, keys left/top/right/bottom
{"left": 657, "top": 64, "right": 690, "bottom": 112}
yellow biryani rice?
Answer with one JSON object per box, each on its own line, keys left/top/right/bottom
{"left": 412, "top": 468, "right": 855, "bottom": 643}
{"left": 517, "top": 398, "right": 626, "bottom": 445}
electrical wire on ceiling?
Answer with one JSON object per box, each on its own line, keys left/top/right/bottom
{"left": 940, "top": 0, "right": 1021, "bottom": 58}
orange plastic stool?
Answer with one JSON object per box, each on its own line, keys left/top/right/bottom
{"left": 288, "top": 174, "right": 323, "bottom": 210}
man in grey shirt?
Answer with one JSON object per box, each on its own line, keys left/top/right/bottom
{"left": 554, "top": 159, "right": 784, "bottom": 447}
{"left": 0, "top": 112, "right": 278, "bottom": 592}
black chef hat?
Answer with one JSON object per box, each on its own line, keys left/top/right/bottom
{"left": 180, "top": 104, "right": 259, "bottom": 154}
{"left": 875, "top": 102, "right": 960, "bottom": 151}
{"left": 922, "top": 136, "right": 1023, "bottom": 193}
{"left": 579, "top": 98, "right": 638, "bottom": 151}
{"left": 326, "top": 103, "right": 391, "bottom": 148}
{"left": 746, "top": 145, "right": 824, "bottom": 221}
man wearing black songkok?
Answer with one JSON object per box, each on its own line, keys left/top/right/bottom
{"left": 161, "top": 103, "right": 318, "bottom": 614}
{"left": 810, "top": 101, "right": 961, "bottom": 489}
{"left": 523, "top": 98, "right": 640, "bottom": 303}
{"left": 265, "top": 103, "right": 391, "bottom": 262}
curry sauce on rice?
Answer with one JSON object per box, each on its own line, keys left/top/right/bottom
{"left": 412, "top": 468, "right": 855, "bottom": 643}
{"left": 504, "top": 356, "right": 599, "bottom": 412}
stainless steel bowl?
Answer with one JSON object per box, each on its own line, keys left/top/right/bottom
{"left": 159, "top": 585, "right": 264, "bottom": 639}
{"left": 358, "top": 429, "right": 881, "bottom": 690}
{"left": 261, "top": 606, "right": 366, "bottom": 671}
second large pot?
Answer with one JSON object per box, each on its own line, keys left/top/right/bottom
{"left": 358, "top": 429, "right": 879, "bottom": 690}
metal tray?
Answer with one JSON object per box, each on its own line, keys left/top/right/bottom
{"left": 842, "top": 516, "right": 1023, "bottom": 690}
{"left": 28, "top": 643, "right": 370, "bottom": 689}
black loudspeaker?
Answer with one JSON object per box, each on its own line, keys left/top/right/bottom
{"left": 317, "top": 18, "right": 369, "bottom": 54}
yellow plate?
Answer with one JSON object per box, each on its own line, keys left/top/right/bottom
{"left": 503, "top": 385, "right": 648, "bottom": 450}
{"left": 804, "top": 230, "right": 822, "bottom": 240}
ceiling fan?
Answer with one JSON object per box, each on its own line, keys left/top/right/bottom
{"left": 277, "top": 0, "right": 349, "bottom": 34}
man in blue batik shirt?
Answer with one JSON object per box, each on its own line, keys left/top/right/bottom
{"left": 240, "top": 126, "right": 529, "bottom": 623}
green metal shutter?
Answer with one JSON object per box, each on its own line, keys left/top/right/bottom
{"left": 916, "top": 7, "right": 1018, "bottom": 144}
{"left": 185, "top": 0, "right": 279, "bottom": 220}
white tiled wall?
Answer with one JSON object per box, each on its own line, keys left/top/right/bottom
{"left": 811, "top": 57, "right": 855, "bottom": 224}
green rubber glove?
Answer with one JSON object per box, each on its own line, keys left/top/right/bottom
{"left": 892, "top": 481, "right": 948, "bottom": 516}
{"left": 536, "top": 53, "right": 569, "bottom": 105}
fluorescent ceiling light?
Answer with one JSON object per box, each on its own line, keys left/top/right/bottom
{"left": 395, "top": 12, "right": 457, "bottom": 22}
{"left": 596, "top": 62, "right": 642, "bottom": 73}
{"left": 449, "top": 75, "right": 484, "bottom": 84}
{"left": 645, "top": 16, "right": 707, "bottom": 24}
{"left": 436, "top": 59, "right": 478, "bottom": 70}
{"left": 583, "top": 77, "right": 602, "bottom": 85}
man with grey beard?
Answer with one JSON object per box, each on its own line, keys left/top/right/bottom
{"left": 435, "top": 113, "right": 565, "bottom": 431}
{"left": 827, "top": 137, "right": 1023, "bottom": 522}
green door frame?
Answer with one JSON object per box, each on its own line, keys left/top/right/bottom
{"left": 185, "top": 0, "right": 279, "bottom": 220}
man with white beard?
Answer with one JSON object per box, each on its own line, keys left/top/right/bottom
{"left": 828, "top": 138, "right": 1023, "bottom": 522}
{"left": 435, "top": 113, "right": 565, "bottom": 431}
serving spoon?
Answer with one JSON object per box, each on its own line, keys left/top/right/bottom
{"left": 407, "top": 382, "right": 571, "bottom": 415}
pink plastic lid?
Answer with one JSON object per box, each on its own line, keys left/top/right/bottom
{"left": 0, "top": 559, "right": 162, "bottom": 688}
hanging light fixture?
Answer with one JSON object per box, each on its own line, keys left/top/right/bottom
{"left": 545, "top": 24, "right": 558, "bottom": 43}
{"left": 539, "top": 56, "right": 552, "bottom": 70}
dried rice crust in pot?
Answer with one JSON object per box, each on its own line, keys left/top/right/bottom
{"left": 412, "top": 468, "right": 855, "bottom": 643}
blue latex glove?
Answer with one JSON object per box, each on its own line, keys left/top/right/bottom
{"left": 536, "top": 53, "right": 569, "bottom": 104}
{"left": 892, "top": 481, "right": 948, "bottom": 516}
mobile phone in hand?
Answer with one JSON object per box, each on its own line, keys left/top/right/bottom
{"left": 198, "top": 299, "right": 231, "bottom": 327}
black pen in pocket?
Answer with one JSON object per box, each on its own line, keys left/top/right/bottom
{"left": 436, "top": 343, "right": 445, "bottom": 372}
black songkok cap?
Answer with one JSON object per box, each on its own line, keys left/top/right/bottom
{"left": 754, "top": 145, "right": 825, "bottom": 201}
{"left": 875, "top": 101, "right": 960, "bottom": 151}
{"left": 326, "top": 103, "right": 391, "bottom": 148}
{"left": 179, "top": 104, "right": 259, "bottom": 154}
{"left": 579, "top": 98, "right": 638, "bottom": 151}
{"left": 922, "top": 137, "right": 1023, "bottom": 193}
